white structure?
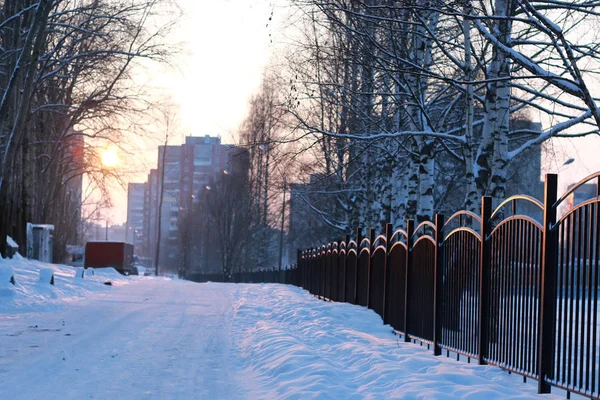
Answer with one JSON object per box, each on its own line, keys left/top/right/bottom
{"left": 26, "top": 223, "right": 54, "bottom": 263}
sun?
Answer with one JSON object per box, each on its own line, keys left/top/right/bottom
{"left": 101, "top": 148, "right": 119, "bottom": 168}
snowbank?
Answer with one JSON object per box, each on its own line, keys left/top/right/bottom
{"left": 0, "top": 256, "right": 138, "bottom": 313}
{"left": 230, "top": 284, "right": 559, "bottom": 399}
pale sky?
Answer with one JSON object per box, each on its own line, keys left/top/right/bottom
{"left": 101, "top": 0, "right": 600, "bottom": 225}
{"left": 152, "top": 0, "right": 277, "bottom": 139}
{"left": 102, "top": 0, "right": 280, "bottom": 224}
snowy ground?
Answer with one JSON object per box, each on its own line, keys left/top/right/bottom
{"left": 0, "top": 258, "right": 561, "bottom": 399}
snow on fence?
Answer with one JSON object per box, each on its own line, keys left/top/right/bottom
{"left": 292, "top": 172, "right": 600, "bottom": 399}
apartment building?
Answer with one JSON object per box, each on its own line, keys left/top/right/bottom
{"left": 126, "top": 135, "right": 246, "bottom": 273}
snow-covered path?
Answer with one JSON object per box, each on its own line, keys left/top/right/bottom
{"left": 0, "top": 276, "right": 559, "bottom": 399}
{"left": 0, "top": 280, "right": 248, "bottom": 399}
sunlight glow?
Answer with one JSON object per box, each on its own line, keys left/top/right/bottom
{"left": 101, "top": 149, "right": 119, "bottom": 168}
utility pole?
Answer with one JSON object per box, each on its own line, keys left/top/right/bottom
{"left": 105, "top": 221, "right": 108, "bottom": 241}
{"left": 278, "top": 177, "right": 286, "bottom": 270}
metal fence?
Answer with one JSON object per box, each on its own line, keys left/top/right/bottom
{"left": 290, "top": 173, "right": 600, "bottom": 399}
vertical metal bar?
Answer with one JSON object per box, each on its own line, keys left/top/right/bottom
{"left": 467, "top": 231, "right": 473, "bottom": 356}
{"left": 471, "top": 231, "right": 477, "bottom": 355}
{"left": 433, "top": 214, "right": 444, "bottom": 356}
{"left": 514, "top": 219, "right": 522, "bottom": 371}
{"left": 535, "top": 225, "right": 542, "bottom": 376}
{"left": 341, "top": 234, "right": 349, "bottom": 303}
{"left": 461, "top": 231, "right": 467, "bottom": 354}
{"left": 503, "top": 221, "right": 511, "bottom": 364}
{"left": 442, "top": 235, "right": 447, "bottom": 349}
{"left": 591, "top": 196, "right": 599, "bottom": 395}
{"left": 563, "top": 213, "right": 572, "bottom": 384}
{"left": 578, "top": 205, "right": 589, "bottom": 388}
{"left": 490, "top": 227, "right": 499, "bottom": 362}
{"left": 506, "top": 217, "right": 515, "bottom": 368}
{"left": 451, "top": 231, "right": 458, "bottom": 351}
{"left": 367, "top": 228, "right": 375, "bottom": 309}
{"left": 573, "top": 207, "right": 584, "bottom": 388}
{"left": 585, "top": 203, "right": 594, "bottom": 392}
{"left": 354, "top": 228, "right": 361, "bottom": 305}
{"left": 517, "top": 219, "right": 526, "bottom": 371}
{"left": 479, "top": 196, "right": 492, "bottom": 365}
{"left": 526, "top": 221, "right": 535, "bottom": 375}
{"left": 556, "top": 215, "right": 566, "bottom": 383}
{"left": 383, "top": 224, "right": 392, "bottom": 325}
{"left": 450, "top": 233, "right": 455, "bottom": 350}
{"left": 461, "top": 230, "right": 467, "bottom": 354}
{"left": 538, "top": 173, "right": 558, "bottom": 394}
{"left": 568, "top": 209, "right": 579, "bottom": 387}
{"left": 405, "top": 219, "right": 414, "bottom": 342}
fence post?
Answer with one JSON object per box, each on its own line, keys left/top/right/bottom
{"left": 404, "top": 219, "right": 414, "bottom": 342}
{"left": 538, "top": 173, "right": 558, "bottom": 394}
{"left": 320, "top": 246, "right": 324, "bottom": 297}
{"left": 354, "top": 227, "right": 361, "bottom": 305}
{"left": 433, "top": 214, "right": 445, "bottom": 356}
{"left": 310, "top": 249, "right": 315, "bottom": 294}
{"left": 478, "top": 196, "right": 492, "bottom": 365}
{"left": 341, "top": 234, "right": 349, "bottom": 303}
{"left": 383, "top": 223, "right": 393, "bottom": 325}
{"left": 298, "top": 249, "right": 302, "bottom": 288}
{"left": 367, "top": 228, "right": 375, "bottom": 308}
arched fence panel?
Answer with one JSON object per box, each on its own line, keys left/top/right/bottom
{"left": 345, "top": 248, "right": 357, "bottom": 304}
{"left": 319, "top": 248, "right": 326, "bottom": 298}
{"left": 324, "top": 248, "right": 332, "bottom": 300}
{"left": 356, "top": 247, "right": 370, "bottom": 307}
{"left": 387, "top": 241, "right": 407, "bottom": 333}
{"left": 330, "top": 247, "right": 339, "bottom": 302}
{"left": 440, "top": 228, "right": 481, "bottom": 359}
{"left": 312, "top": 250, "right": 318, "bottom": 296}
{"left": 407, "top": 234, "right": 436, "bottom": 343}
{"left": 369, "top": 244, "right": 386, "bottom": 318}
{"left": 337, "top": 247, "right": 346, "bottom": 303}
{"left": 487, "top": 216, "right": 542, "bottom": 379}
{"left": 549, "top": 185, "right": 600, "bottom": 397}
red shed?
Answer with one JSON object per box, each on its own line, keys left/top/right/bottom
{"left": 84, "top": 241, "right": 135, "bottom": 275}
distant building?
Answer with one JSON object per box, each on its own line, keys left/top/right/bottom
{"left": 126, "top": 182, "right": 145, "bottom": 254}
{"left": 127, "top": 135, "right": 249, "bottom": 274}
{"left": 145, "top": 169, "right": 159, "bottom": 260}
{"left": 564, "top": 183, "right": 597, "bottom": 214}
{"left": 505, "top": 120, "right": 544, "bottom": 217}
{"left": 107, "top": 223, "right": 126, "bottom": 242}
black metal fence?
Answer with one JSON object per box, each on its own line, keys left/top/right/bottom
{"left": 290, "top": 173, "right": 600, "bottom": 399}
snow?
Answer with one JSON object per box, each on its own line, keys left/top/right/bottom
{"left": 38, "top": 268, "right": 54, "bottom": 285}
{"left": 0, "top": 258, "right": 562, "bottom": 399}
{"left": 0, "top": 257, "right": 131, "bottom": 314}
{"left": 0, "top": 265, "right": 14, "bottom": 283}
{"left": 6, "top": 235, "right": 18, "bottom": 248}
